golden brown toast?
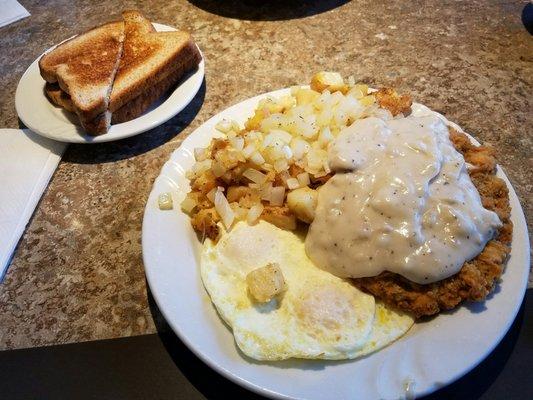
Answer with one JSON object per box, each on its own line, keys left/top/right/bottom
{"left": 45, "top": 83, "right": 75, "bottom": 112}
{"left": 41, "top": 11, "right": 201, "bottom": 135}
{"left": 39, "top": 21, "right": 125, "bottom": 134}
{"left": 111, "top": 64, "right": 196, "bottom": 123}
{"left": 46, "top": 64, "right": 192, "bottom": 125}
{"left": 109, "top": 10, "right": 201, "bottom": 112}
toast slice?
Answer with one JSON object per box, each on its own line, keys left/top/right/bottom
{"left": 111, "top": 65, "right": 191, "bottom": 123}
{"left": 109, "top": 10, "right": 201, "bottom": 112}
{"left": 41, "top": 11, "right": 201, "bottom": 134}
{"left": 45, "top": 83, "right": 75, "bottom": 112}
{"left": 46, "top": 65, "right": 185, "bottom": 124}
{"left": 39, "top": 21, "right": 125, "bottom": 134}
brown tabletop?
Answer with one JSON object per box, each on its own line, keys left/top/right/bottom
{"left": 0, "top": 0, "right": 531, "bottom": 383}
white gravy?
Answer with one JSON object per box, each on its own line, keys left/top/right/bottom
{"left": 305, "top": 116, "right": 502, "bottom": 284}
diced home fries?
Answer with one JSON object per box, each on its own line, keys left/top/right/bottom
{"left": 182, "top": 72, "right": 412, "bottom": 240}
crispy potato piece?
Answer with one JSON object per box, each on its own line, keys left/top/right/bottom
{"left": 375, "top": 87, "right": 412, "bottom": 116}
{"left": 184, "top": 191, "right": 212, "bottom": 211}
{"left": 240, "top": 196, "right": 261, "bottom": 209}
{"left": 227, "top": 186, "right": 253, "bottom": 202}
{"left": 310, "top": 71, "right": 348, "bottom": 94}
{"left": 196, "top": 196, "right": 213, "bottom": 210}
{"left": 260, "top": 205, "right": 297, "bottom": 230}
{"left": 289, "top": 163, "right": 305, "bottom": 177}
{"left": 191, "top": 170, "right": 218, "bottom": 195}
{"left": 348, "top": 83, "right": 370, "bottom": 98}
{"left": 214, "top": 148, "right": 243, "bottom": 171}
{"left": 246, "top": 263, "right": 286, "bottom": 303}
{"left": 191, "top": 208, "right": 220, "bottom": 240}
{"left": 295, "top": 88, "right": 321, "bottom": 105}
{"left": 226, "top": 186, "right": 261, "bottom": 208}
{"left": 158, "top": 192, "right": 173, "bottom": 210}
{"left": 224, "top": 186, "right": 257, "bottom": 209}
{"left": 287, "top": 187, "right": 317, "bottom": 223}
{"left": 245, "top": 109, "right": 266, "bottom": 131}
{"left": 211, "top": 138, "right": 229, "bottom": 154}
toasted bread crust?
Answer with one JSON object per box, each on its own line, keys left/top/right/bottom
{"left": 112, "top": 56, "right": 199, "bottom": 123}
{"left": 114, "top": 10, "right": 157, "bottom": 82}
{"left": 79, "top": 111, "right": 112, "bottom": 136}
{"left": 45, "top": 83, "right": 75, "bottom": 112}
{"left": 45, "top": 83, "right": 110, "bottom": 136}
{"left": 110, "top": 36, "right": 200, "bottom": 111}
{"left": 39, "top": 22, "right": 123, "bottom": 82}
{"left": 39, "top": 21, "right": 124, "bottom": 128}
{"left": 109, "top": 11, "right": 201, "bottom": 112}
{"left": 40, "top": 10, "right": 201, "bottom": 135}
{"left": 123, "top": 10, "right": 156, "bottom": 36}
{"left": 46, "top": 50, "right": 199, "bottom": 126}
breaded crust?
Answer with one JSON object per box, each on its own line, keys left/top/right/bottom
{"left": 375, "top": 88, "right": 413, "bottom": 116}
{"left": 352, "top": 128, "right": 512, "bottom": 318}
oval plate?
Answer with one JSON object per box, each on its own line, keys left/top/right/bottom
{"left": 142, "top": 88, "right": 530, "bottom": 400}
{"left": 15, "top": 23, "right": 204, "bottom": 144}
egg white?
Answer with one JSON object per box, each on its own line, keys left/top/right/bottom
{"left": 201, "top": 220, "right": 413, "bottom": 361}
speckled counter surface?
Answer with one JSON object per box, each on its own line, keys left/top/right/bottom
{"left": 0, "top": 0, "right": 531, "bottom": 350}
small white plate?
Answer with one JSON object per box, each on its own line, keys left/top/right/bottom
{"left": 15, "top": 23, "right": 204, "bottom": 144}
{"left": 142, "top": 88, "right": 530, "bottom": 400}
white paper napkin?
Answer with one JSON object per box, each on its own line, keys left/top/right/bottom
{"left": 0, "top": 129, "right": 66, "bottom": 279}
{"left": 0, "top": 0, "right": 30, "bottom": 28}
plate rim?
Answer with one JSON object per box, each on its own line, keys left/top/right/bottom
{"left": 142, "top": 87, "right": 530, "bottom": 400}
{"left": 15, "top": 22, "right": 205, "bottom": 144}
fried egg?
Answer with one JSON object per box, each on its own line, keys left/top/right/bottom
{"left": 201, "top": 220, "right": 414, "bottom": 361}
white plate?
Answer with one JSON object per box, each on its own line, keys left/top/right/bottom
{"left": 142, "top": 88, "right": 530, "bottom": 400}
{"left": 15, "top": 23, "right": 204, "bottom": 144}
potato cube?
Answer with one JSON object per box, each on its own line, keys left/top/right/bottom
{"left": 286, "top": 187, "right": 317, "bottom": 223}
{"left": 310, "top": 71, "right": 347, "bottom": 94}
{"left": 246, "top": 263, "right": 286, "bottom": 303}
{"left": 158, "top": 192, "right": 173, "bottom": 210}
{"left": 245, "top": 109, "right": 266, "bottom": 130}
{"left": 295, "top": 88, "right": 321, "bottom": 105}
{"left": 261, "top": 206, "right": 297, "bottom": 230}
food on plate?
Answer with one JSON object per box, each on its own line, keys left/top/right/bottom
{"left": 355, "top": 130, "right": 512, "bottom": 317}
{"left": 158, "top": 192, "right": 173, "bottom": 210}
{"left": 179, "top": 72, "right": 511, "bottom": 360}
{"left": 286, "top": 187, "right": 317, "bottom": 224}
{"left": 39, "top": 20, "right": 124, "bottom": 134}
{"left": 306, "top": 115, "right": 501, "bottom": 284}
{"left": 246, "top": 263, "right": 286, "bottom": 303}
{"left": 201, "top": 221, "right": 413, "bottom": 360}
{"left": 39, "top": 10, "right": 201, "bottom": 135}
{"left": 182, "top": 75, "right": 396, "bottom": 238}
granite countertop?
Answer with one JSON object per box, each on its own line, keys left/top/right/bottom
{"left": 0, "top": 0, "right": 531, "bottom": 350}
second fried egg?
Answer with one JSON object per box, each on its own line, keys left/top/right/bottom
{"left": 201, "top": 220, "right": 413, "bottom": 361}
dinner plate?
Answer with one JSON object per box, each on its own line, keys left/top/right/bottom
{"left": 15, "top": 23, "right": 204, "bottom": 144}
{"left": 142, "top": 88, "right": 530, "bottom": 400}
